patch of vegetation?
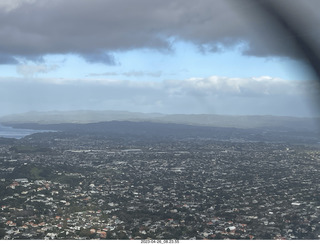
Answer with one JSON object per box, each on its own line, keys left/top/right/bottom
{"left": 9, "top": 145, "right": 52, "bottom": 153}
{"left": 0, "top": 137, "right": 17, "bottom": 145}
{"left": 55, "top": 175, "right": 82, "bottom": 186}
{"left": 11, "top": 165, "right": 53, "bottom": 180}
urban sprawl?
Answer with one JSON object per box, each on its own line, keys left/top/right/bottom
{"left": 1, "top": 132, "right": 320, "bottom": 240}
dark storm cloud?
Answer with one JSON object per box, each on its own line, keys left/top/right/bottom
{"left": 0, "top": 0, "right": 319, "bottom": 64}
{"left": 0, "top": 53, "right": 18, "bottom": 64}
{"left": 81, "top": 52, "right": 117, "bottom": 65}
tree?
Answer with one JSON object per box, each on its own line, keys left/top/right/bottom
{"left": 0, "top": 228, "right": 6, "bottom": 239}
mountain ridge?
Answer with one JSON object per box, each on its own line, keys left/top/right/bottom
{"left": 0, "top": 110, "right": 319, "bottom": 131}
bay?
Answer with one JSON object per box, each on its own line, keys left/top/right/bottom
{"left": 0, "top": 124, "right": 49, "bottom": 139}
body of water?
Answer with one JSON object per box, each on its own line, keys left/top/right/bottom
{"left": 0, "top": 124, "right": 48, "bottom": 139}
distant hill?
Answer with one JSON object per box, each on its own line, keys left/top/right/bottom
{"left": 154, "top": 114, "right": 320, "bottom": 132}
{"left": 0, "top": 110, "right": 164, "bottom": 124}
{"left": 4, "top": 120, "right": 320, "bottom": 144}
{"left": 0, "top": 110, "right": 319, "bottom": 132}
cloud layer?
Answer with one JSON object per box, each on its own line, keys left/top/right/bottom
{"left": 0, "top": 76, "right": 316, "bottom": 117}
{"left": 0, "top": 0, "right": 319, "bottom": 64}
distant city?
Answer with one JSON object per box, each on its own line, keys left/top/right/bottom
{"left": 1, "top": 111, "right": 320, "bottom": 240}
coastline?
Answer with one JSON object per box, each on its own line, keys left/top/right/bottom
{"left": 0, "top": 124, "right": 48, "bottom": 139}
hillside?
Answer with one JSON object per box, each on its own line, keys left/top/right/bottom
{"left": 0, "top": 110, "right": 319, "bottom": 131}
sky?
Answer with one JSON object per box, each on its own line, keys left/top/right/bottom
{"left": 0, "top": 0, "right": 320, "bottom": 117}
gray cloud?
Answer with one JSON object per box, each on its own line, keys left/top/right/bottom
{"left": 0, "top": 53, "right": 19, "bottom": 64}
{"left": 80, "top": 52, "right": 116, "bottom": 65}
{"left": 0, "top": 0, "right": 319, "bottom": 64}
